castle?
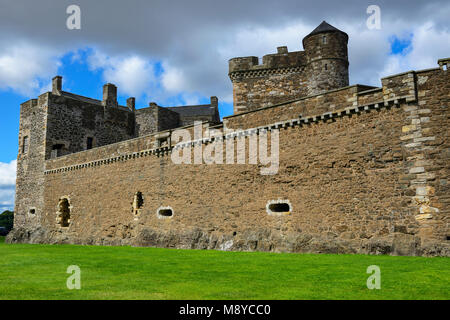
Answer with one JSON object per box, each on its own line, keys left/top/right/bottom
{"left": 7, "top": 21, "right": 450, "bottom": 256}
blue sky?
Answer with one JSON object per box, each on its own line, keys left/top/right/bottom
{"left": 0, "top": 0, "right": 449, "bottom": 211}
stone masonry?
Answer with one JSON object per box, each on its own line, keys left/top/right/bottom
{"left": 229, "top": 21, "right": 350, "bottom": 114}
{"left": 7, "top": 22, "right": 450, "bottom": 256}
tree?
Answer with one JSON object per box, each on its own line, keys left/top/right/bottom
{"left": 0, "top": 210, "right": 14, "bottom": 231}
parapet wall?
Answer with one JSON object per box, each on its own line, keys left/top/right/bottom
{"left": 229, "top": 48, "right": 308, "bottom": 114}
{"left": 229, "top": 49, "right": 306, "bottom": 74}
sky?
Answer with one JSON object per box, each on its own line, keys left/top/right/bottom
{"left": 0, "top": 0, "right": 449, "bottom": 211}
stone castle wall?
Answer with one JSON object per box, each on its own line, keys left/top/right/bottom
{"left": 229, "top": 27, "right": 350, "bottom": 114}
{"left": 46, "top": 93, "right": 135, "bottom": 158}
{"left": 229, "top": 50, "right": 308, "bottom": 114}
{"left": 303, "top": 31, "right": 349, "bottom": 96}
{"left": 14, "top": 96, "right": 47, "bottom": 232}
{"left": 8, "top": 64, "right": 449, "bottom": 256}
{"left": 135, "top": 105, "right": 180, "bottom": 136}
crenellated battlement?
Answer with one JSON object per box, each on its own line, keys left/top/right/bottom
{"left": 229, "top": 21, "right": 350, "bottom": 114}
{"left": 229, "top": 48, "right": 306, "bottom": 75}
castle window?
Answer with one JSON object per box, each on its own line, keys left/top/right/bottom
{"left": 266, "top": 200, "right": 292, "bottom": 216}
{"left": 158, "top": 137, "right": 169, "bottom": 148}
{"left": 132, "top": 192, "right": 144, "bottom": 216}
{"left": 22, "top": 136, "right": 29, "bottom": 154}
{"left": 57, "top": 198, "right": 71, "bottom": 228}
{"left": 29, "top": 208, "right": 36, "bottom": 215}
{"left": 325, "top": 64, "right": 328, "bottom": 71}
{"left": 322, "top": 35, "right": 327, "bottom": 44}
{"left": 86, "top": 137, "right": 94, "bottom": 150}
{"left": 51, "top": 144, "right": 64, "bottom": 159}
{"left": 157, "top": 206, "right": 173, "bottom": 219}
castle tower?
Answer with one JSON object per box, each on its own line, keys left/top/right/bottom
{"left": 228, "top": 47, "right": 307, "bottom": 114}
{"left": 303, "top": 21, "right": 349, "bottom": 96}
{"left": 228, "top": 21, "right": 350, "bottom": 114}
{"left": 14, "top": 95, "right": 48, "bottom": 231}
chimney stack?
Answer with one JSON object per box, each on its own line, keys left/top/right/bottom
{"left": 127, "top": 97, "right": 135, "bottom": 112}
{"left": 210, "top": 96, "right": 219, "bottom": 123}
{"left": 277, "top": 46, "right": 288, "bottom": 54}
{"left": 52, "top": 76, "right": 62, "bottom": 94}
{"left": 102, "top": 83, "right": 118, "bottom": 107}
{"left": 210, "top": 96, "right": 218, "bottom": 108}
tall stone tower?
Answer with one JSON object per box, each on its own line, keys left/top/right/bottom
{"left": 228, "top": 21, "right": 349, "bottom": 114}
{"left": 303, "top": 21, "right": 349, "bottom": 96}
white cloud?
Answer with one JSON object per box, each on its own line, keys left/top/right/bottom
{"left": 0, "top": 43, "right": 61, "bottom": 96}
{"left": 406, "top": 22, "right": 450, "bottom": 69}
{"left": 217, "top": 22, "right": 312, "bottom": 59}
{"left": 0, "top": 160, "right": 16, "bottom": 211}
{"left": 0, "top": 160, "right": 16, "bottom": 187}
{"left": 0, "top": 189, "right": 15, "bottom": 211}
{"left": 161, "top": 63, "right": 188, "bottom": 93}
{"left": 87, "top": 50, "right": 155, "bottom": 98}
{"left": 376, "top": 22, "right": 450, "bottom": 82}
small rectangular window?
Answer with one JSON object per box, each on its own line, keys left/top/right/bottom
{"left": 322, "top": 35, "right": 327, "bottom": 44}
{"left": 87, "top": 137, "right": 93, "bottom": 150}
{"left": 51, "top": 144, "right": 64, "bottom": 159}
{"left": 158, "top": 137, "right": 168, "bottom": 147}
{"left": 22, "top": 136, "right": 29, "bottom": 154}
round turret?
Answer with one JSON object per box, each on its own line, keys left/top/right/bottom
{"left": 303, "top": 21, "right": 349, "bottom": 96}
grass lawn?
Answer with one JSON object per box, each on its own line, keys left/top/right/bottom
{"left": 0, "top": 238, "right": 448, "bottom": 300}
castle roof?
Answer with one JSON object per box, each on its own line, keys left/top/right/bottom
{"left": 167, "top": 104, "right": 217, "bottom": 117}
{"left": 303, "top": 21, "right": 348, "bottom": 42}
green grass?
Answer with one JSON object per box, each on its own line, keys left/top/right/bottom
{"left": 0, "top": 240, "right": 448, "bottom": 300}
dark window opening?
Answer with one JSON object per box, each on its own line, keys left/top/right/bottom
{"left": 322, "top": 35, "right": 327, "bottom": 44}
{"left": 268, "top": 203, "right": 290, "bottom": 213}
{"left": 447, "top": 236, "right": 450, "bottom": 241}
{"left": 86, "top": 137, "right": 94, "bottom": 150}
{"left": 57, "top": 198, "right": 71, "bottom": 227}
{"left": 158, "top": 208, "right": 173, "bottom": 217}
{"left": 132, "top": 192, "right": 144, "bottom": 215}
{"left": 324, "top": 64, "right": 328, "bottom": 71}
{"left": 22, "top": 136, "right": 29, "bottom": 154}
{"left": 158, "top": 137, "right": 168, "bottom": 147}
{"left": 51, "top": 144, "right": 64, "bottom": 159}
{"left": 29, "top": 208, "right": 35, "bottom": 215}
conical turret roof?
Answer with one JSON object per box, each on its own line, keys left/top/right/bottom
{"left": 303, "top": 21, "right": 348, "bottom": 44}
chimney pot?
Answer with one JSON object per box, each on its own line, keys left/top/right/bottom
{"left": 102, "top": 83, "right": 118, "bottom": 107}
{"left": 127, "top": 97, "right": 135, "bottom": 111}
{"left": 277, "top": 46, "right": 288, "bottom": 54}
{"left": 210, "top": 96, "right": 218, "bottom": 108}
{"left": 52, "top": 76, "right": 62, "bottom": 94}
